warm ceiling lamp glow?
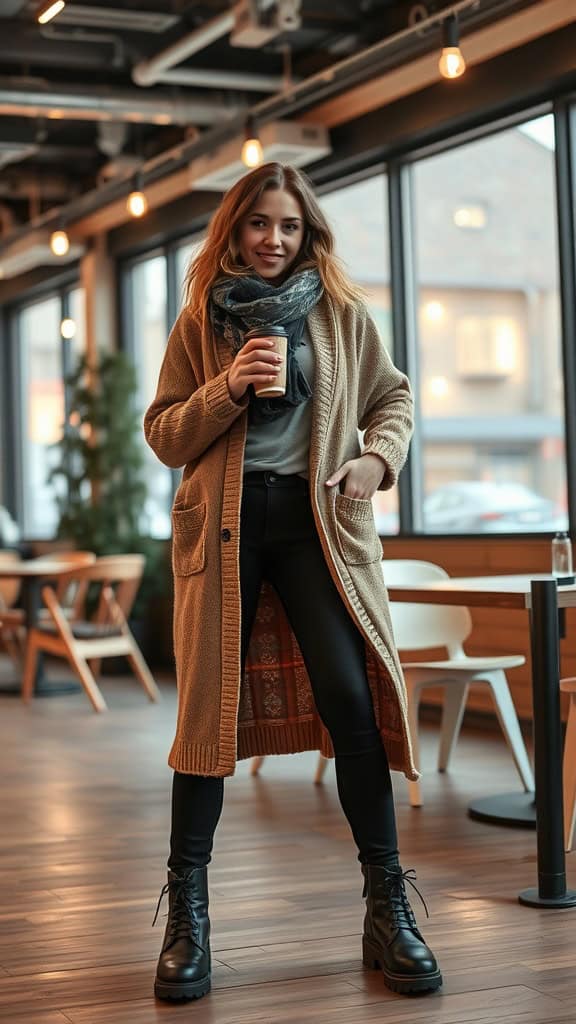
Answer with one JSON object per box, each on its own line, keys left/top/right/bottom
{"left": 37, "top": 0, "right": 66, "bottom": 25}
{"left": 241, "top": 116, "right": 263, "bottom": 169}
{"left": 429, "top": 375, "right": 449, "bottom": 399}
{"left": 50, "top": 229, "right": 70, "bottom": 257}
{"left": 423, "top": 300, "right": 445, "bottom": 323}
{"left": 453, "top": 204, "right": 487, "bottom": 229}
{"left": 127, "top": 190, "right": 148, "bottom": 218}
{"left": 439, "top": 14, "right": 466, "bottom": 79}
{"left": 60, "top": 318, "right": 76, "bottom": 339}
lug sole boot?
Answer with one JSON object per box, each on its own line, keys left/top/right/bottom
{"left": 153, "top": 866, "right": 211, "bottom": 1001}
{"left": 361, "top": 863, "right": 442, "bottom": 995}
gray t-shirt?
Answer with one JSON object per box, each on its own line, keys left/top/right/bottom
{"left": 243, "top": 326, "right": 315, "bottom": 478}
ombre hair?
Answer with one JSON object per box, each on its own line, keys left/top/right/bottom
{"left": 184, "top": 162, "right": 362, "bottom": 332}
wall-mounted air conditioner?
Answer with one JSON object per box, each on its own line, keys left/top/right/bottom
{"left": 189, "top": 121, "right": 331, "bottom": 192}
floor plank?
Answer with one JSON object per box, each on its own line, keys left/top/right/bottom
{"left": 0, "top": 662, "right": 574, "bottom": 1023}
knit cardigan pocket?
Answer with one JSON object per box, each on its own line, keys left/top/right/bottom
{"left": 172, "top": 501, "right": 206, "bottom": 576}
{"left": 334, "top": 493, "right": 382, "bottom": 566}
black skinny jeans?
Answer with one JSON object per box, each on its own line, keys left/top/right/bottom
{"left": 169, "top": 472, "right": 399, "bottom": 873}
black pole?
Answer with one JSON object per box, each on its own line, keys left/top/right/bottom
{"left": 519, "top": 579, "right": 576, "bottom": 907}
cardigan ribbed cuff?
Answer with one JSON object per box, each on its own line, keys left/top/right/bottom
{"left": 362, "top": 438, "right": 404, "bottom": 490}
{"left": 204, "top": 370, "right": 249, "bottom": 422}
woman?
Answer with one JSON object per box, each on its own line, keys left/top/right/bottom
{"left": 145, "top": 162, "right": 441, "bottom": 1003}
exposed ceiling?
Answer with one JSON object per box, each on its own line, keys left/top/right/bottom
{"left": 0, "top": 0, "right": 561, "bottom": 242}
{"left": 0, "top": 0, "right": 425, "bottom": 231}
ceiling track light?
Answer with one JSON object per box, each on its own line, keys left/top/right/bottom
{"left": 438, "top": 12, "right": 466, "bottom": 80}
{"left": 241, "top": 116, "right": 264, "bottom": 169}
{"left": 126, "top": 171, "right": 148, "bottom": 218}
{"left": 37, "top": 0, "right": 66, "bottom": 25}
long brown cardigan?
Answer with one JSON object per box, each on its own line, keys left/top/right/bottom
{"left": 144, "top": 294, "right": 418, "bottom": 780}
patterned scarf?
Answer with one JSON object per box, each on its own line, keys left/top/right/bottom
{"left": 210, "top": 267, "right": 323, "bottom": 424}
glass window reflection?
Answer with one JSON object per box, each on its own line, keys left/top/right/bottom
{"left": 413, "top": 114, "right": 565, "bottom": 533}
{"left": 128, "top": 255, "right": 172, "bottom": 539}
{"left": 320, "top": 176, "right": 397, "bottom": 535}
{"left": 19, "top": 296, "right": 64, "bottom": 537}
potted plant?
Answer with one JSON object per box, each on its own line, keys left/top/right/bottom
{"left": 49, "top": 350, "right": 167, "bottom": 653}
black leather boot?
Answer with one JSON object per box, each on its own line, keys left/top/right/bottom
{"left": 361, "top": 864, "right": 442, "bottom": 995}
{"left": 153, "top": 867, "right": 211, "bottom": 1001}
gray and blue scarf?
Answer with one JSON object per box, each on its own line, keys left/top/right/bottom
{"left": 210, "top": 267, "right": 323, "bottom": 423}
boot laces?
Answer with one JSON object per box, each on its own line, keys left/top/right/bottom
{"left": 152, "top": 872, "right": 204, "bottom": 948}
{"left": 364, "top": 866, "right": 429, "bottom": 927}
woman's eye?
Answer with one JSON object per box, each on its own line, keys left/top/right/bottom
{"left": 250, "top": 219, "right": 266, "bottom": 228}
{"left": 284, "top": 223, "right": 298, "bottom": 232}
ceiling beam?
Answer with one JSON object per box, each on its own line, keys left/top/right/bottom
{"left": 300, "top": 0, "right": 576, "bottom": 126}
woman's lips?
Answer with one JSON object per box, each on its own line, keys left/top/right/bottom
{"left": 256, "top": 252, "right": 284, "bottom": 263}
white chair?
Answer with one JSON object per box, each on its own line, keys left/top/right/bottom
{"left": 559, "top": 677, "right": 576, "bottom": 852}
{"left": 382, "top": 559, "right": 534, "bottom": 807}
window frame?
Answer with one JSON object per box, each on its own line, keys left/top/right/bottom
{"left": 119, "top": 235, "right": 204, "bottom": 525}
{"left": 2, "top": 278, "right": 83, "bottom": 537}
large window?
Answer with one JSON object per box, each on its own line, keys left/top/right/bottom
{"left": 118, "top": 111, "right": 573, "bottom": 540}
{"left": 66, "top": 287, "right": 86, "bottom": 370}
{"left": 175, "top": 238, "right": 202, "bottom": 310}
{"left": 17, "top": 287, "right": 85, "bottom": 538}
{"left": 412, "top": 114, "right": 565, "bottom": 533}
{"left": 124, "top": 238, "right": 205, "bottom": 538}
{"left": 320, "top": 176, "right": 398, "bottom": 534}
{"left": 126, "top": 254, "right": 171, "bottom": 539}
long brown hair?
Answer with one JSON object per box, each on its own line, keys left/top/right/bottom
{"left": 184, "top": 162, "right": 362, "bottom": 331}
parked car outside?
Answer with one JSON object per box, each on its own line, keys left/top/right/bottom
{"left": 422, "top": 481, "right": 558, "bottom": 533}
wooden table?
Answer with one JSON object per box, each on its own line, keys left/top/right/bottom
{"left": 0, "top": 558, "right": 81, "bottom": 697}
{"left": 386, "top": 573, "right": 576, "bottom": 909}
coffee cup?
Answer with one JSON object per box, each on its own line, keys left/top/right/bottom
{"left": 244, "top": 326, "right": 288, "bottom": 398}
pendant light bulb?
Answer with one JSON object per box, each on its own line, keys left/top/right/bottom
{"left": 127, "top": 190, "right": 148, "bottom": 218}
{"left": 439, "top": 14, "right": 466, "bottom": 79}
{"left": 127, "top": 170, "right": 148, "bottom": 218}
{"left": 60, "top": 318, "right": 76, "bottom": 340}
{"left": 50, "top": 229, "right": 70, "bottom": 257}
{"left": 241, "top": 117, "right": 263, "bottom": 169}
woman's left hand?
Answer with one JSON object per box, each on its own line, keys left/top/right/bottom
{"left": 325, "top": 454, "right": 387, "bottom": 499}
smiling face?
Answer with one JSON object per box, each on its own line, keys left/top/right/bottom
{"left": 237, "top": 186, "right": 305, "bottom": 283}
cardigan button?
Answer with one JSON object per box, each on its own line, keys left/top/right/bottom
{"left": 221, "top": 528, "right": 231, "bottom": 542}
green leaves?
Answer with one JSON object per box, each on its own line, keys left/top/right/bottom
{"left": 49, "top": 350, "right": 165, "bottom": 620}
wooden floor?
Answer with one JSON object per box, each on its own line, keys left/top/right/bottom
{"left": 0, "top": 665, "right": 575, "bottom": 1024}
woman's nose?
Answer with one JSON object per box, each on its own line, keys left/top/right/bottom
{"left": 264, "top": 224, "right": 282, "bottom": 246}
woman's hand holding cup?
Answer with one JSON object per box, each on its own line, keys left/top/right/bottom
{"left": 227, "top": 335, "right": 285, "bottom": 403}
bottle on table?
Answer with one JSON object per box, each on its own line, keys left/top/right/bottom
{"left": 551, "top": 531, "right": 574, "bottom": 584}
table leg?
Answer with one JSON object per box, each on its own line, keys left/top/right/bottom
{"left": 518, "top": 578, "right": 576, "bottom": 908}
{"left": 23, "top": 576, "right": 43, "bottom": 694}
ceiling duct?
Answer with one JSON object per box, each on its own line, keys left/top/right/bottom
{"left": 189, "top": 120, "right": 330, "bottom": 191}
{"left": 132, "top": 9, "right": 236, "bottom": 87}
{"left": 0, "top": 78, "right": 245, "bottom": 125}
{"left": 53, "top": 4, "right": 179, "bottom": 33}
{"left": 231, "top": 0, "right": 301, "bottom": 47}
{"left": 131, "top": 1, "right": 291, "bottom": 89}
